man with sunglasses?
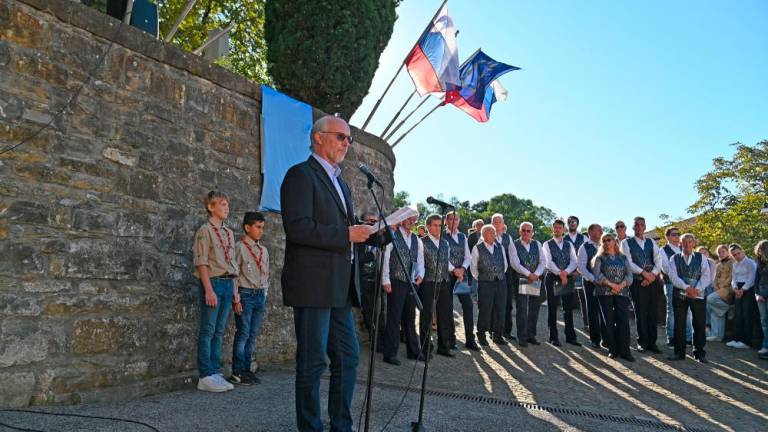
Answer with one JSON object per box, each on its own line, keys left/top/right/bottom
{"left": 507, "top": 222, "right": 547, "bottom": 346}
{"left": 281, "top": 115, "right": 382, "bottom": 432}
{"left": 565, "top": 216, "right": 589, "bottom": 331}
{"left": 660, "top": 226, "right": 692, "bottom": 347}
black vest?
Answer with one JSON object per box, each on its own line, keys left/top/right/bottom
{"left": 547, "top": 239, "right": 572, "bottom": 271}
{"left": 445, "top": 232, "right": 467, "bottom": 269}
{"left": 477, "top": 242, "right": 506, "bottom": 282}
{"left": 423, "top": 236, "right": 450, "bottom": 282}
{"left": 389, "top": 230, "right": 418, "bottom": 282}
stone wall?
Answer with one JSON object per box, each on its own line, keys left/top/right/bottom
{"left": 0, "top": 0, "right": 395, "bottom": 407}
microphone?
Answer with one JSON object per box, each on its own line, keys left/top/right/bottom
{"left": 426, "top": 196, "right": 454, "bottom": 209}
{"left": 358, "top": 163, "right": 383, "bottom": 187}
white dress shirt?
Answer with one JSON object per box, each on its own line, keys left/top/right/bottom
{"left": 659, "top": 243, "right": 681, "bottom": 275}
{"left": 382, "top": 227, "right": 424, "bottom": 285}
{"left": 668, "top": 252, "right": 711, "bottom": 296}
{"left": 470, "top": 241, "right": 508, "bottom": 280}
{"left": 507, "top": 239, "right": 546, "bottom": 277}
{"left": 731, "top": 256, "right": 757, "bottom": 290}
{"left": 576, "top": 240, "right": 599, "bottom": 282}
{"left": 312, "top": 153, "right": 352, "bottom": 259}
{"left": 448, "top": 229, "right": 472, "bottom": 269}
{"left": 620, "top": 236, "right": 662, "bottom": 275}
{"left": 542, "top": 237, "right": 578, "bottom": 274}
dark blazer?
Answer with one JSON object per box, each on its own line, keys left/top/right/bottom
{"left": 468, "top": 231, "right": 481, "bottom": 252}
{"left": 280, "top": 156, "right": 361, "bottom": 308}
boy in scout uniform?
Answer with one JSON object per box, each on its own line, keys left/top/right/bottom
{"left": 228, "top": 211, "right": 270, "bottom": 386}
{"left": 193, "top": 191, "right": 239, "bottom": 392}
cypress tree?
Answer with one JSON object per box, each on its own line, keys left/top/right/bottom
{"left": 265, "top": 1, "right": 399, "bottom": 119}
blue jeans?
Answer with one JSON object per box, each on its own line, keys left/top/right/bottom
{"left": 665, "top": 283, "right": 692, "bottom": 341}
{"left": 294, "top": 305, "right": 360, "bottom": 432}
{"left": 197, "top": 278, "right": 234, "bottom": 378}
{"left": 758, "top": 301, "right": 768, "bottom": 350}
{"left": 232, "top": 288, "right": 266, "bottom": 373}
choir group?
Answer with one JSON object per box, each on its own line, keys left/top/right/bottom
{"left": 358, "top": 213, "right": 768, "bottom": 366}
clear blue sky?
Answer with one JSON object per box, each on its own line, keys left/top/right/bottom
{"left": 349, "top": 0, "right": 767, "bottom": 230}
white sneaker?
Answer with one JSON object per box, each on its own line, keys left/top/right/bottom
{"left": 213, "top": 373, "right": 235, "bottom": 390}
{"left": 733, "top": 342, "right": 750, "bottom": 349}
{"left": 706, "top": 336, "right": 722, "bottom": 342}
{"left": 197, "top": 375, "right": 230, "bottom": 392}
{"left": 757, "top": 348, "right": 768, "bottom": 355}
{"left": 726, "top": 340, "right": 738, "bottom": 347}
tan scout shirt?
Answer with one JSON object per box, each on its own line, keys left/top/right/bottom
{"left": 193, "top": 219, "right": 238, "bottom": 278}
{"left": 714, "top": 258, "right": 734, "bottom": 301}
{"left": 236, "top": 238, "right": 270, "bottom": 291}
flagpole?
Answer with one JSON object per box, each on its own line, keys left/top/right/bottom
{"left": 390, "top": 101, "right": 443, "bottom": 149}
{"left": 359, "top": 0, "right": 448, "bottom": 131}
{"left": 384, "top": 95, "right": 431, "bottom": 141}
{"left": 380, "top": 90, "right": 416, "bottom": 138}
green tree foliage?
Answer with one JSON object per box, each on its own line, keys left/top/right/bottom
{"left": 265, "top": 0, "right": 399, "bottom": 119}
{"left": 685, "top": 140, "right": 768, "bottom": 252}
{"left": 157, "top": 0, "right": 269, "bottom": 83}
{"left": 393, "top": 190, "right": 410, "bottom": 208}
{"left": 416, "top": 193, "right": 557, "bottom": 243}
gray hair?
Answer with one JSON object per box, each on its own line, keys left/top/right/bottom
{"left": 519, "top": 221, "right": 533, "bottom": 231}
{"left": 491, "top": 213, "right": 504, "bottom": 223}
{"left": 680, "top": 233, "right": 696, "bottom": 243}
{"left": 481, "top": 225, "right": 497, "bottom": 236}
{"left": 310, "top": 115, "right": 339, "bottom": 149}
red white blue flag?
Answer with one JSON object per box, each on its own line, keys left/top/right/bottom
{"left": 448, "top": 50, "right": 519, "bottom": 122}
{"left": 404, "top": 4, "right": 459, "bottom": 96}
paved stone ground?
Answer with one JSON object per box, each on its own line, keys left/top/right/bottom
{"left": 1, "top": 301, "right": 766, "bottom": 432}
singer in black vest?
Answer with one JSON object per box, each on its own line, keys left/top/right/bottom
{"left": 565, "top": 216, "right": 590, "bottom": 330}
{"left": 542, "top": 219, "right": 581, "bottom": 346}
{"left": 420, "top": 214, "right": 456, "bottom": 358}
{"left": 507, "top": 222, "right": 547, "bottom": 346}
{"left": 666, "top": 234, "right": 711, "bottom": 362}
{"left": 620, "top": 216, "right": 663, "bottom": 354}
{"left": 381, "top": 217, "right": 424, "bottom": 365}
{"left": 471, "top": 225, "right": 508, "bottom": 346}
{"left": 577, "top": 224, "right": 608, "bottom": 347}
{"left": 446, "top": 212, "right": 479, "bottom": 351}
{"left": 280, "top": 116, "right": 381, "bottom": 432}
{"left": 491, "top": 214, "right": 517, "bottom": 341}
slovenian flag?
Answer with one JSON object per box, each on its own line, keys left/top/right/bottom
{"left": 448, "top": 50, "right": 519, "bottom": 122}
{"left": 404, "top": 4, "right": 460, "bottom": 96}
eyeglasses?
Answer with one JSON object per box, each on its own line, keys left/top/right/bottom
{"left": 616, "top": 225, "right": 626, "bottom": 229}
{"left": 520, "top": 229, "right": 532, "bottom": 233}
{"left": 319, "top": 131, "right": 353, "bottom": 144}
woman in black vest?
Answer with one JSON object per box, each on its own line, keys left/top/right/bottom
{"left": 592, "top": 233, "right": 635, "bottom": 361}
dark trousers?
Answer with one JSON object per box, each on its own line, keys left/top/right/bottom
{"left": 630, "top": 277, "right": 661, "bottom": 349}
{"left": 294, "top": 305, "right": 359, "bottom": 432}
{"left": 545, "top": 273, "right": 577, "bottom": 342}
{"left": 733, "top": 289, "right": 757, "bottom": 346}
{"left": 384, "top": 279, "right": 420, "bottom": 359}
{"left": 673, "top": 293, "right": 707, "bottom": 357}
{"left": 598, "top": 295, "right": 631, "bottom": 357}
{"left": 513, "top": 276, "right": 543, "bottom": 341}
{"left": 449, "top": 275, "right": 475, "bottom": 346}
{"left": 584, "top": 281, "right": 607, "bottom": 345}
{"left": 477, "top": 279, "right": 507, "bottom": 336}
{"left": 503, "top": 270, "right": 517, "bottom": 335}
{"left": 419, "top": 280, "right": 454, "bottom": 353}
{"left": 360, "top": 278, "right": 386, "bottom": 349}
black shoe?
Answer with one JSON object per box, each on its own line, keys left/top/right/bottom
{"left": 244, "top": 370, "right": 261, "bottom": 384}
{"left": 549, "top": 339, "right": 561, "bottom": 347}
{"left": 503, "top": 333, "right": 517, "bottom": 341}
{"left": 228, "top": 372, "right": 254, "bottom": 386}
{"left": 666, "top": 339, "right": 674, "bottom": 347}
{"left": 591, "top": 341, "right": 601, "bottom": 349}
{"left": 621, "top": 354, "right": 636, "bottom": 362}
{"left": 518, "top": 340, "right": 528, "bottom": 348}
{"left": 608, "top": 353, "right": 618, "bottom": 359}
{"left": 636, "top": 346, "right": 647, "bottom": 353}
{"left": 648, "top": 346, "right": 662, "bottom": 354}
{"left": 527, "top": 338, "right": 541, "bottom": 345}
{"left": 667, "top": 354, "right": 685, "bottom": 361}
{"left": 492, "top": 336, "right": 509, "bottom": 346}
{"left": 566, "top": 339, "right": 582, "bottom": 347}
{"left": 477, "top": 333, "right": 489, "bottom": 346}
{"left": 437, "top": 348, "right": 456, "bottom": 358}
{"left": 417, "top": 352, "right": 433, "bottom": 362}
{"left": 450, "top": 342, "right": 458, "bottom": 350}
{"left": 465, "top": 341, "right": 481, "bottom": 351}
{"left": 694, "top": 355, "right": 708, "bottom": 364}
{"left": 383, "top": 357, "right": 401, "bottom": 366}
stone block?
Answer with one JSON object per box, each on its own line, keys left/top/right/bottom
{"left": 2, "top": 4, "right": 44, "bottom": 49}
{"left": 71, "top": 318, "right": 145, "bottom": 354}
{"left": 0, "top": 293, "right": 42, "bottom": 316}
{"left": 65, "top": 239, "right": 143, "bottom": 280}
{"left": 102, "top": 147, "right": 136, "bottom": 167}
{"left": 0, "top": 329, "right": 49, "bottom": 367}
{"left": 0, "top": 91, "right": 25, "bottom": 121}
{"left": 14, "top": 53, "right": 69, "bottom": 87}
{"left": 0, "top": 371, "right": 35, "bottom": 406}
{"left": 72, "top": 208, "right": 117, "bottom": 232}
{"left": 115, "top": 170, "right": 160, "bottom": 200}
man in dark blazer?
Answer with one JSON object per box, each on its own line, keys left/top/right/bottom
{"left": 280, "top": 115, "right": 376, "bottom": 432}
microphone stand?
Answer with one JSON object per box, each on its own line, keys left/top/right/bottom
{"left": 362, "top": 175, "right": 423, "bottom": 432}
{"left": 411, "top": 203, "right": 452, "bottom": 432}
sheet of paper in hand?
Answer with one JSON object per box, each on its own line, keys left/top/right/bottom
{"left": 684, "top": 278, "right": 703, "bottom": 299}
{"left": 519, "top": 278, "right": 541, "bottom": 296}
{"left": 367, "top": 207, "right": 419, "bottom": 234}
{"left": 553, "top": 276, "right": 576, "bottom": 296}
{"left": 574, "top": 274, "right": 584, "bottom": 289}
